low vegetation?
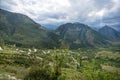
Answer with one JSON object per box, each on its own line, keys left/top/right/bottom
{"left": 0, "top": 44, "right": 120, "bottom": 80}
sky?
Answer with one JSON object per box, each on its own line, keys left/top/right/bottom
{"left": 0, "top": 0, "right": 120, "bottom": 29}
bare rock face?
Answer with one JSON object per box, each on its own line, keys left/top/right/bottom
{"left": 0, "top": 46, "right": 3, "bottom": 50}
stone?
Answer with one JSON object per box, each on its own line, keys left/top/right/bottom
{"left": 0, "top": 46, "right": 3, "bottom": 50}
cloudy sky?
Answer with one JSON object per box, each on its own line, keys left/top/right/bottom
{"left": 0, "top": 0, "right": 120, "bottom": 28}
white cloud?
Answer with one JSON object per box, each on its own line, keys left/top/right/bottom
{"left": 0, "top": 0, "right": 120, "bottom": 27}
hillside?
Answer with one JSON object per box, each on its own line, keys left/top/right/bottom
{"left": 0, "top": 46, "right": 120, "bottom": 80}
{"left": 56, "top": 23, "right": 110, "bottom": 49}
{"left": 99, "top": 25, "right": 120, "bottom": 41}
{"left": 0, "top": 9, "right": 60, "bottom": 48}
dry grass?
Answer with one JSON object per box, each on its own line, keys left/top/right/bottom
{"left": 101, "top": 64, "right": 120, "bottom": 72}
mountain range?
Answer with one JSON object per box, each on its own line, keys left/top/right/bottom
{"left": 0, "top": 9, "right": 60, "bottom": 49}
{"left": 99, "top": 25, "right": 120, "bottom": 41}
{"left": 111, "top": 25, "right": 120, "bottom": 32}
{"left": 0, "top": 9, "right": 120, "bottom": 49}
{"left": 56, "top": 23, "right": 110, "bottom": 49}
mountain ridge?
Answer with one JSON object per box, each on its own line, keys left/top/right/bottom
{"left": 0, "top": 8, "right": 61, "bottom": 48}
{"left": 56, "top": 23, "right": 110, "bottom": 49}
{"left": 1, "top": 9, "right": 120, "bottom": 49}
{"left": 99, "top": 25, "right": 120, "bottom": 41}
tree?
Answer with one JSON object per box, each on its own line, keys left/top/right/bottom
{"left": 52, "top": 50, "right": 65, "bottom": 80}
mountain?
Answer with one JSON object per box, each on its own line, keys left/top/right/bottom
{"left": 111, "top": 25, "right": 120, "bottom": 32}
{"left": 42, "top": 24, "right": 58, "bottom": 30}
{"left": 0, "top": 9, "right": 61, "bottom": 48}
{"left": 99, "top": 25, "right": 120, "bottom": 41}
{"left": 56, "top": 23, "right": 110, "bottom": 49}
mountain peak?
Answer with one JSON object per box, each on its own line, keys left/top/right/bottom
{"left": 102, "top": 25, "right": 114, "bottom": 30}
{"left": 0, "top": 8, "right": 60, "bottom": 48}
{"left": 58, "top": 22, "right": 89, "bottom": 30}
{"left": 99, "top": 25, "right": 120, "bottom": 41}
{"left": 56, "top": 23, "right": 110, "bottom": 49}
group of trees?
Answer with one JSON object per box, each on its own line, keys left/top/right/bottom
{"left": 24, "top": 50, "right": 65, "bottom": 80}
{"left": 23, "top": 49, "right": 120, "bottom": 80}
{"left": 0, "top": 43, "right": 119, "bottom": 80}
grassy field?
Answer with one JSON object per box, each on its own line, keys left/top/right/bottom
{"left": 0, "top": 45, "right": 120, "bottom": 80}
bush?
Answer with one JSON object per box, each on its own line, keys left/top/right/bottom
{"left": 24, "top": 66, "right": 51, "bottom": 80}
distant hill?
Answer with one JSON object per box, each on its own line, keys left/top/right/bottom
{"left": 0, "top": 9, "right": 61, "bottom": 48}
{"left": 111, "top": 25, "right": 120, "bottom": 32}
{"left": 1, "top": 9, "right": 115, "bottom": 49}
{"left": 99, "top": 25, "right": 120, "bottom": 41}
{"left": 56, "top": 23, "right": 110, "bottom": 49}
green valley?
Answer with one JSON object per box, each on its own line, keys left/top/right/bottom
{"left": 0, "top": 9, "right": 120, "bottom": 80}
{"left": 0, "top": 45, "right": 120, "bottom": 80}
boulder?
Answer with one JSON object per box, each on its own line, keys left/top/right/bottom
{"left": 0, "top": 46, "right": 3, "bottom": 50}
